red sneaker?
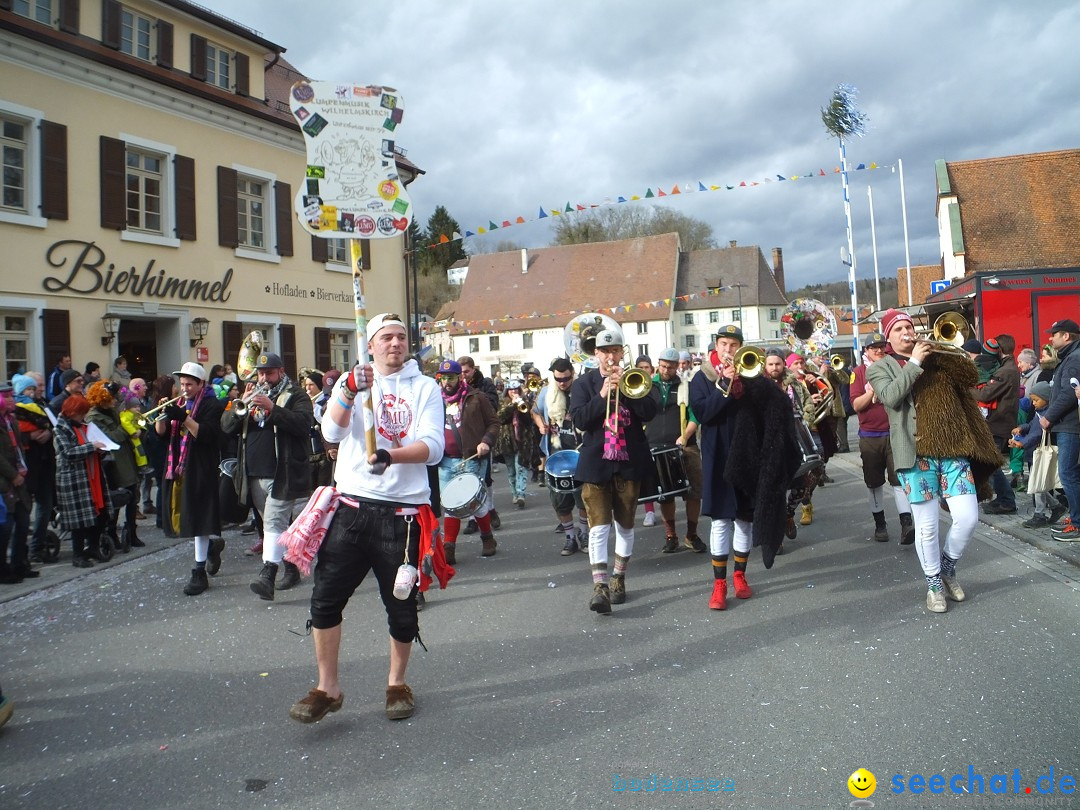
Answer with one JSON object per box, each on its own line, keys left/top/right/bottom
{"left": 733, "top": 571, "right": 753, "bottom": 599}
{"left": 708, "top": 579, "right": 727, "bottom": 610}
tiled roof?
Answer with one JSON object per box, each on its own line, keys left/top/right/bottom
{"left": 946, "top": 149, "right": 1080, "bottom": 273}
{"left": 444, "top": 233, "right": 681, "bottom": 334}
{"left": 676, "top": 245, "right": 789, "bottom": 309}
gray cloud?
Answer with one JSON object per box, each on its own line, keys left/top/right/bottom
{"left": 216, "top": 0, "right": 1080, "bottom": 292}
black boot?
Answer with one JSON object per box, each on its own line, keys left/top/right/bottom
{"left": 872, "top": 511, "right": 889, "bottom": 542}
{"left": 183, "top": 567, "right": 209, "bottom": 595}
{"left": 206, "top": 537, "right": 225, "bottom": 576}
{"left": 899, "top": 512, "right": 915, "bottom": 545}
{"left": 278, "top": 561, "right": 301, "bottom": 591}
{"left": 128, "top": 522, "right": 145, "bottom": 548}
{"left": 118, "top": 523, "right": 131, "bottom": 553}
{"left": 251, "top": 562, "right": 278, "bottom": 601}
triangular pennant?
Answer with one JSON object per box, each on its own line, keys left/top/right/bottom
{"left": 452, "top": 231, "right": 462, "bottom": 240}
{"left": 657, "top": 188, "right": 667, "bottom": 197}
{"left": 438, "top": 234, "right": 450, "bottom": 243}
{"left": 869, "top": 162, "right": 877, "bottom": 169}
{"left": 855, "top": 163, "right": 866, "bottom": 170}
{"left": 538, "top": 207, "right": 548, "bottom": 219}
{"left": 565, "top": 203, "right": 573, "bottom": 213}
{"left": 645, "top": 188, "right": 655, "bottom": 198}
{"left": 670, "top": 184, "right": 681, "bottom": 194}
{"left": 576, "top": 204, "right": 585, "bottom": 211}
{"left": 617, "top": 196, "right": 627, "bottom": 203}
{"left": 501, "top": 220, "right": 511, "bottom": 228}
{"left": 819, "top": 169, "right": 826, "bottom": 176}
{"left": 776, "top": 174, "right": 786, "bottom": 181}
{"left": 630, "top": 195, "right": 640, "bottom": 201}
{"left": 738, "top": 181, "right": 747, "bottom": 187}
{"left": 699, "top": 181, "right": 708, "bottom": 191}
{"left": 488, "top": 221, "right": 498, "bottom": 230}
{"left": 710, "top": 184, "right": 720, "bottom": 190}
{"left": 478, "top": 226, "right": 486, "bottom": 234}
{"left": 465, "top": 230, "right": 474, "bottom": 237}
{"left": 726, "top": 184, "right": 734, "bottom": 190}
{"left": 516, "top": 216, "right": 525, "bottom": 224}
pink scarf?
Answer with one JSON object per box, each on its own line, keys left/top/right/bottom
{"left": 441, "top": 379, "right": 469, "bottom": 409}
{"left": 165, "top": 387, "right": 208, "bottom": 479}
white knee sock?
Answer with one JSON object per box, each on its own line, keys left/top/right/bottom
{"left": 613, "top": 522, "right": 634, "bottom": 558}
{"left": 868, "top": 486, "right": 885, "bottom": 513}
{"left": 262, "top": 532, "right": 283, "bottom": 564}
{"left": 709, "top": 519, "right": 733, "bottom": 556}
{"left": 733, "top": 519, "right": 752, "bottom": 554}
{"left": 588, "top": 523, "right": 611, "bottom": 565}
{"left": 942, "top": 493, "right": 979, "bottom": 563}
{"left": 194, "top": 535, "right": 210, "bottom": 563}
{"left": 908, "top": 501, "right": 940, "bottom": 576}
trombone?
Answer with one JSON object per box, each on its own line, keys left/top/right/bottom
{"left": 604, "top": 360, "right": 653, "bottom": 427}
{"left": 134, "top": 394, "right": 184, "bottom": 428}
{"left": 716, "top": 346, "right": 765, "bottom": 396}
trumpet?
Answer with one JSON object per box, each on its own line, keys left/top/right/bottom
{"left": 525, "top": 377, "right": 544, "bottom": 394}
{"left": 134, "top": 394, "right": 184, "bottom": 428}
{"left": 830, "top": 354, "right": 846, "bottom": 371}
{"left": 232, "top": 383, "right": 270, "bottom": 418}
{"left": 716, "top": 347, "right": 765, "bottom": 396}
{"left": 516, "top": 398, "right": 532, "bottom": 413}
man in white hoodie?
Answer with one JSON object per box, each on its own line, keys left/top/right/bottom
{"left": 289, "top": 314, "right": 444, "bottom": 725}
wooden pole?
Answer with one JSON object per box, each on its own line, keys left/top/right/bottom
{"left": 350, "top": 239, "right": 377, "bottom": 458}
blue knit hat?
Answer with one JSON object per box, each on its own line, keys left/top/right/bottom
{"left": 12, "top": 373, "right": 36, "bottom": 396}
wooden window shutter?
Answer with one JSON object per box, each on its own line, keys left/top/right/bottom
{"left": 58, "top": 0, "right": 79, "bottom": 34}
{"left": 41, "top": 310, "right": 71, "bottom": 369}
{"left": 99, "top": 135, "right": 126, "bottom": 230}
{"left": 222, "top": 321, "right": 243, "bottom": 371}
{"left": 278, "top": 324, "right": 298, "bottom": 380}
{"left": 190, "top": 35, "right": 207, "bottom": 81}
{"left": 274, "top": 181, "right": 293, "bottom": 256}
{"left": 156, "top": 20, "right": 174, "bottom": 68}
{"left": 314, "top": 328, "right": 331, "bottom": 371}
{"left": 310, "top": 234, "right": 328, "bottom": 263}
{"left": 174, "top": 155, "right": 196, "bottom": 240}
{"left": 357, "top": 238, "right": 371, "bottom": 270}
{"left": 40, "top": 121, "right": 68, "bottom": 220}
{"left": 234, "top": 52, "right": 250, "bottom": 96}
{"left": 216, "top": 165, "right": 238, "bottom": 247}
{"left": 100, "top": 0, "right": 120, "bottom": 49}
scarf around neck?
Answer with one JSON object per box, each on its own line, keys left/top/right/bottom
{"left": 166, "top": 385, "right": 209, "bottom": 479}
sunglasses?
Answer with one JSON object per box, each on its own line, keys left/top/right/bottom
{"left": 553, "top": 375, "right": 573, "bottom": 383}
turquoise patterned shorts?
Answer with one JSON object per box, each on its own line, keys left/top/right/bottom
{"left": 897, "top": 457, "right": 975, "bottom": 504}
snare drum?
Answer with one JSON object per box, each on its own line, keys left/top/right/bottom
{"left": 442, "top": 472, "right": 485, "bottom": 519}
{"left": 545, "top": 449, "right": 580, "bottom": 492}
{"left": 638, "top": 446, "right": 690, "bottom": 503}
{"left": 792, "top": 415, "right": 824, "bottom": 482}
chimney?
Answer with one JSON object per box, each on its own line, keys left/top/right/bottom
{"left": 521, "top": 248, "right": 528, "bottom": 274}
{"left": 772, "top": 247, "right": 785, "bottom": 295}
{"left": 728, "top": 240, "right": 737, "bottom": 248}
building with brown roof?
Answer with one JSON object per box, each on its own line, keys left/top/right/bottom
{"left": 425, "top": 234, "right": 793, "bottom": 378}
{"left": 936, "top": 149, "right": 1080, "bottom": 280}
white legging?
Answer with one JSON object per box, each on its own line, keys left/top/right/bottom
{"left": 868, "top": 485, "right": 912, "bottom": 514}
{"left": 708, "top": 518, "right": 752, "bottom": 556}
{"left": 909, "top": 494, "right": 979, "bottom": 576}
{"left": 588, "top": 522, "right": 634, "bottom": 565}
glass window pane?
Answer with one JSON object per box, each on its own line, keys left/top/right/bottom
{"left": 3, "top": 122, "right": 25, "bottom": 141}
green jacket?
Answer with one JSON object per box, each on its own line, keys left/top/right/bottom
{"left": 865, "top": 354, "right": 924, "bottom": 471}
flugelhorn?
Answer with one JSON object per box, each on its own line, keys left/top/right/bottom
{"left": 134, "top": 394, "right": 184, "bottom": 428}
{"left": 232, "top": 382, "right": 270, "bottom": 418}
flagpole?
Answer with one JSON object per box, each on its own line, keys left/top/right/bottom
{"left": 349, "top": 239, "right": 377, "bottom": 458}
{"left": 867, "top": 185, "right": 881, "bottom": 312}
{"left": 899, "top": 158, "right": 913, "bottom": 307}
{"left": 839, "top": 135, "right": 861, "bottom": 356}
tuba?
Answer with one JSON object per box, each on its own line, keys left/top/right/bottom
{"left": 780, "top": 298, "right": 838, "bottom": 358}
{"left": 564, "top": 312, "right": 621, "bottom": 368}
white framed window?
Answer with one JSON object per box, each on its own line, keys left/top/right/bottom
{"left": 119, "top": 133, "right": 178, "bottom": 248}
{"left": 120, "top": 7, "right": 155, "bottom": 62}
{"left": 636, "top": 322, "right": 647, "bottom": 335}
{"left": 241, "top": 324, "right": 274, "bottom": 355}
{"left": 231, "top": 163, "right": 279, "bottom": 263}
{"left": 637, "top": 343, "right": 649, "bottom": 358}
{"left": 327, "top": 238, "right": 348, "bottom": 264}
{"left": 125, "top": 148, "right": 163, "bottom": 234}
{"left": 732, "top": 309, "right": 742, "bottom": 322}
{"left": 329, "top": 329, "right": 351, "bottom": 370}
{"left": 769, "top": 308, "right": 778, "bottom": 320}
{"left": 13, "top": 0, "right": 53, "bottom": 25}
{"left": 683, "top": 334, "right": 696, "bottom": 348}
{"left": 489, "top": 335, "right": 500, "bottom": 351}
{"left": 0, "top": 102, "right": 46, "bottom": 229}
{"left": 1, "top": 311, "right": 30, "bottom": 382}
{"left": 469, "top": 338, "right": 479, "bottom": 353}
{"left": 709, "top": 310, "right": 719, "bottom": 324}
{"left": 683, "top": 313, "right": 695, "bottom": 326}
{"left": 206, "top": 42, "right": 232, "bottom": 91}
{"left": 522, "top": 332, "right": 533, "bottom": 350}
{"left": 1, "top": 116, "right": 28, "bottom": 215}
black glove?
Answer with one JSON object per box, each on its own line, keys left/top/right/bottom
{"left": 164, "top": 403, "right": 188, "bottom": 422}
{"left": 369, "top": 448, "right": 392, "bottom": 476}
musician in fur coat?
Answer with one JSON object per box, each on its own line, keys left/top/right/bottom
{"left": 691, "top": 325, "right": 800, "bottom": 612}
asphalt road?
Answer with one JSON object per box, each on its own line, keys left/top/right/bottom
{"left": 2, "top": 454, "right": 1078, "bottom": 809}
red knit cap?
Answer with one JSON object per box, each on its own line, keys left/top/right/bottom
{"left": 881, "top": 308, "right": 913, "bottom": 338}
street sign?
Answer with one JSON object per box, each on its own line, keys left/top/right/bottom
{"left": 930, "top": 279, "right": 951, "bottom": 295}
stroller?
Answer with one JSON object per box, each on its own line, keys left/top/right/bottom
{"left": 40, "top": 454, "right": 133, "bottom": 564}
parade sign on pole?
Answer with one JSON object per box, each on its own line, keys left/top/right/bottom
{"left": 290, "top": 80, "right": 414, "bottom": 464}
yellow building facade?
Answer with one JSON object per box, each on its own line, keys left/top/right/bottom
{"left": 0, "top": 0, "right": 420, "bottom": 384}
